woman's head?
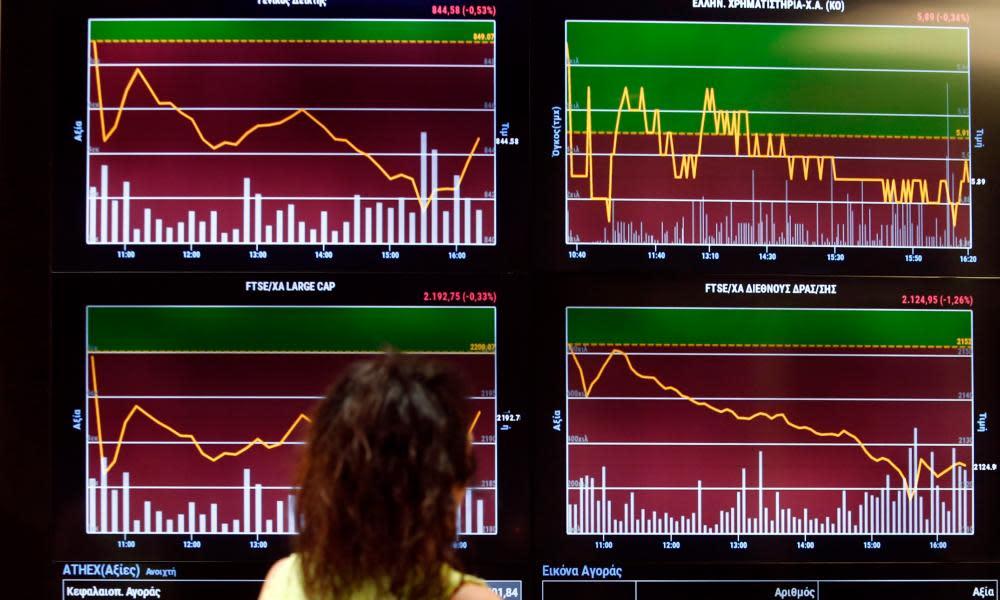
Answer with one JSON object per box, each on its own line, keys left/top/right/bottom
{"left": 296, "top": 352, "right": 477, "bottom": 599}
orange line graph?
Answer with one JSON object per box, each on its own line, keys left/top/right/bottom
{"left": 90, "top": 355, "right": 486, "bottom": 474}
{"left": 567, "top": 346, "right": 967, "bottom": 499}
{"left": 91, "top": 41, "right": 482, "bottom": 210}
{"left": 90, "top": 355, "right": 312, "bottom": 473}
{"left": 565, "top": 44, "right": 970, "bottom": 226}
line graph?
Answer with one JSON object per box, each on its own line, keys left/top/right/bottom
{"left": 87, "top": 20, "right": 496, "bottom": 247}
{"left": 86, "top": 306, "right": 498, "bottom": 536}
{"left": 564, "top": 22, "right": 972, "bottom": 248}
{"left": 565, "top": 307, "right": 974, "bottom": 536}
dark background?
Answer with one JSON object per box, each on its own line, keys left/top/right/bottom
{"left": 2, "top": 0, "right": 999, "bottom": 597}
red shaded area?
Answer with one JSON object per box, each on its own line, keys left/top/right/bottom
{"left": 567, "top": 134, "right": 971, "bottom": 247}
{"left": 86, "top": 40, "right": 495, "bottom": 247}
{"left": 565, "top": 345, "right": 974, "bottom": 535}
{"left": 86, "top": 351, "right": 497, "bottom": 534}
{"left": 93, "top": 41, "right": 493, "bottom": 65}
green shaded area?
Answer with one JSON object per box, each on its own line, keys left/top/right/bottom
{"left": 88, "top": 306, "right": 494, "bottom": 352}
{"left": 566, "top": 21, "right": 969, "bottom": 137}
{"left": 566, "top": 22, "right": 967, "bottom": 71}
{"left": 91, "top": 19, "right": 493, "bottom": 42}
{"left": 567, "top": 308, "right": 970, "bottom": 347}
{"left": 568, "top": 67, "right": 968, "bottom": 137}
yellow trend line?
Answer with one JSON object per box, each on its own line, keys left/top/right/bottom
{"left": 567, "top": 346, "right": 967, "bottom": 500}
{"left": 468, "top": 409, "right": 483, "bottom": 436}
{"left": 565, "top": 44, "right": 970, "bottom": 226}
{"left": 90, "top": 355, "right": 486, "bottom": 474}
{"left": 91, "top": 41, "right": 482, "bottom": 210}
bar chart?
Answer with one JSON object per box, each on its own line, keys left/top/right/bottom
{"left": 86, "top": 20, "right": 496, "bottom": 247}
{"left": 565, "top": 307, "right": 974, "bottom": 536}
{"left": 85, "top": 306, "right": 499, "bottom": 536}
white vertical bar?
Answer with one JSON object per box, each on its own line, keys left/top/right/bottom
{"left": 133, "top": 520, "right": 140, "bottom": 533}
{"left": 155, "top": 511, "right": 163, "bottom": 533}
{"left": 167, "top": 519, "right": 174, "bottom": 534}
{"left": 419, "top": 131, "right": 427, "bottom": 208}
{"left": 288, "top": 495, "right": 296, "bottom": 535}
{"left": 464, "top": 198, "right": 472, "bottom": 244}
{"left": 254, "top": 193, "right": 263, "bottom": 244}
{"left": 398, "top": 199, "right": 405, "bottom": 243}
{"left": 464, "top": 488, "right": 472, "bottom": 534}
{"left": 221, "top": 523, "right": 229, "bottom": 533}
{"left": 232, "top": 519, "right": 240, "bottom": 534}
{"left": 122, "top": 472, "right": 130, "bottom": 534}
{"left": 175, "top": 224, "right": 183, "bottom": 245}
{"left": 243, "top": 178, "right": 251, "bottom": 244}
{"left": 287, "top": 204, "right": 295, "bottom": 243}
{"left": 122, "top": 182, "right": 130, "bottom": 244}
{"left": 308, "top": 228, "right": 316, "bottom": 243}
{"left": 430, "top": 149, "right": 439, "bottom": 243}
{"left": 211, "top": 504, "right": 218, "bottom": 533}
{"left": 697, "top": 480, "right": 703, "bottom": 532}
{"left": 320, "top": 212, "right": 328, "bottom": 245}
{"left": 198, "top": 514, "right": 206, "bottom": 534}
{"left": 144, "top": 501, "right": 151, "bottom": 534}
{"left": 187, "top": 211, "right": 196, "bottom": 244}
{"left": 133, "top": 228, "right": 140, "bottom": 242}
{"left": 409, "top": 212, "right": 416, "bottom": 244}
{"left": 110, "top": 490, "right": 119, "bottom": 533}
{"left": 255, "top": 484, "right": 263, "bottom": 534}
{"left": 453, "top": 175, "right": 461, "bottom": 244}
{"left": 143, "top": 209, "right": 153, "bottom": 244}
{"left": 198, "top": 220, "right": 206, "bottom": 244}
{"left": 375, "top": 202, "right": 383, "bottom": 244}
{"left": 298, "top": 222, "right": 306, "bottom": 244}
{"left": 243, "top": 469, "right": 251, "bottom": 534}
{"left": 187, "top": 503, "right": 195, "bottom": 533}
{"left": 353, "top": 195, "right": 361, "bottom": 244}
{"left": 276, "top": 210, "right": 284, "bottom": 244}
{"left": 342, "top": 222, "right": 350, "bottom": 244}
{"left": 365, "top": 207, "right": 373, "bottom": 243}
{"left": 265, "top": 226, "right": 273, "bottom": 243}
{"left": 331, "top": 230, "right": 339, "bottom": 244}
{"left": 387, "top": 208, "right": 395, "bottom": 245}
{"left": 420, "top": 202, "right": 427, "bottom": 243}
{"left": 210, "top": 211, "right": 218, "bottom": 243}
{"left": 277, "top": 500, "right": 284, "bottom": 534}
{"left": 100, "top": 165, "right": 109, "bottom": 242}
{"left": 601, "top": 467, "right": 607, "bottom": 534}
{"left": 476, "top": 499, "right": 484, "bottom": 533}
{"left": 110, "top": 200, "right": 119, "bottom": 244}
{"left": 476, "top": 210, "right": 483, "bottom": 243}
{"left": 758, "top": 451, "right": 764, "bottom": 532}
{"left": 88, "top": 188, "right": 98, "bottom": 242}
{"left": 100, "top": 457, "right": 108, "bottom": 532}
{"left": 443, "top": 211, "right": 451, "bottom": 244}
{"left": 265, "top": 519, "right": 273, "bottom": 534}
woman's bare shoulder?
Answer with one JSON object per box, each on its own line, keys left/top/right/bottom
{"left": 258, "top": 556, "right": 294, "bottom": 600}
{"left": 452, "top": 582, "right": 503, "bottom": 600}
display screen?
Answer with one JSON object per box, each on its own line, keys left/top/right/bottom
{"left": 84, "top": 306, "right": 498, "bottom": 537}
{"left": 1, "top": 0, "right": 996, "bottom": 596}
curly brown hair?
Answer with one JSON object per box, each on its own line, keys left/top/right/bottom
{"left": 295, "top": 353, "right": 477, "bottom": 599}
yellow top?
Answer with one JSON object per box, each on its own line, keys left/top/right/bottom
{"left": 259, "top": 554, "right": 487, "bottom": 600}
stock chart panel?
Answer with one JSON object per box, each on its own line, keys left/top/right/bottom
{"left": 84, "top": 305, "right": 498, "bottom": 538}
{"left": 565, "top": 308, "right": 973, "bottom": 538}
{"left": 537, "top": 2, "right": 1000, "bottom": 273}
{"left": 530, "top": 275, "right": 999, "bottom": 563}
{"left": 51, "top": 6, "right": 536, "bottom": 271}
